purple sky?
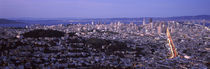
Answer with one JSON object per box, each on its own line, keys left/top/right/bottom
{"left": 0, "top": 0, "right": 210, "bottom": 18}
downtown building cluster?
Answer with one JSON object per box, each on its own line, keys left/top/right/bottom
{"left": 0, "top": 19, "right": 209, "bottom": 68}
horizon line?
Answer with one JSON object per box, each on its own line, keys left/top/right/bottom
{"left": 0, "top": 15, "right": 210, "bottom": 19}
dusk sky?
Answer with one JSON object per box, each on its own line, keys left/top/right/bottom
{"left": 0, "top": 0, "right": 210, "bottom": 18}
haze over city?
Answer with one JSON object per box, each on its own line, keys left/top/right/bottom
{"left": 0, "top": 0, "right": 210, "bottom": 18}
{"left": 0, "top": 0, "right": 209, "bottom": 69}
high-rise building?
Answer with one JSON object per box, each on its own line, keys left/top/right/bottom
{"left": 202, "top": 19, "right": 206, "bottom": 27}
{"left": 149, "top": 18, "right": 153, "bottom": 28}
{"left": 157, "top": 23, "right": 162, "bottom": 35}
{"left": 149, "top": 18, "right": 152, "bottom": 23}
{"left": 91, "top": 21, "right": 94, "bottom": 25}
{"left": 149, "top": 18, "right": 154, "bottom": 33}
{"left": 143, "top": 18, "right": 146, "bottom": 25}
{"left": 151, "top": 22, "right": 153, "bottom": 29}
{"left": 162, "top": 23, "right": 167, "bottom": 33}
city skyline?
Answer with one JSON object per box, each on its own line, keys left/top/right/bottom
{"left": 0, "top": 0, "right": 210, "bottom": 18}
{"left": 0, "top": 1, "right": 209, "bottom": 68}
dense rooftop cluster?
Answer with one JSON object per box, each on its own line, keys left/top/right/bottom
{"left": 0, "top": 21, "right": 209, "bottom": 68}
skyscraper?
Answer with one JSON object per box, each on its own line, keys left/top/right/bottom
{"left": 149, "top": 18, "right": 154, "bottom": 33}
{"left": 157, "top": 23, "right": 162, "bottom": 35}
{"left": 150, "top": 18, "right": 153, "bottom": 28}
{"left": 143, "top": 18, "right": 146, "bottom": 25}
{"left": 149, "top": 18, "right": 152, "bottom": 23}
{"left": 202, "top": 19, "right": 206, "bottom": 27}
{"left": 91, "top": 21, "right": 94, "bottom": 25}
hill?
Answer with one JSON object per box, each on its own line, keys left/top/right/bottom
{"left": 0, "top": 19, "right": 25, "bottom": 24}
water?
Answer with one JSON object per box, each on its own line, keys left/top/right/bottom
{"left": 0, "top": 23, "right": 69, "bottom": 28}
{"left": 0, "top": 24, "right": 30, "bottom": 27}
{"left": 0, "top": 21, "right": 208, "bottom": 28}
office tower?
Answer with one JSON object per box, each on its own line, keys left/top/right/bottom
{"left": 149, "top": 18, "right": 153, "bottom": 28}
{"left": 149, "top": 18, "right": 152, "bottom": 23}
{"left": 149, "top": 18, "right": 154, "bottom": 33}
{"left": 143, "top": 18, "right": 146, "bottom": 25}
{"left": 151, "top": 22, "right": 153, "bottom": 29}
{"left": 202, "top": 19, "right": 206, "bottom": 27}
{"left": 162, "top": 23, "right": 167, "bottom": 33}
{"left": 157, "top": 23, "right": 162, "bottom": 35}
{"left": 91, "top": 21, "right": 94, "bottom": 25}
